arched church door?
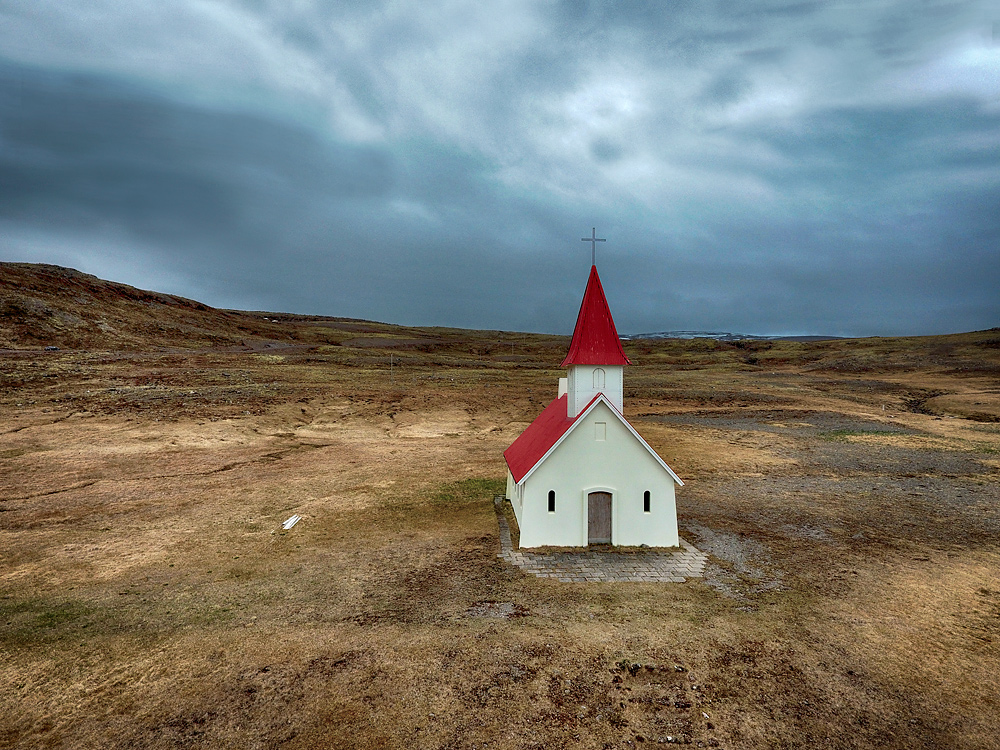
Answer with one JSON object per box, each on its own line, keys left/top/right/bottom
{"left": 588, "top": 492, "right": 612, "bottom": 544}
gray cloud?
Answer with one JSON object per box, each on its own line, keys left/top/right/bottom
{"left": 1, "top": 1, "right": 998, "bottom": 336}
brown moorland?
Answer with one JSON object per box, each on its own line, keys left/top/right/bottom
{"left": 2, "top": 261, "right": 999, "bottom": 749}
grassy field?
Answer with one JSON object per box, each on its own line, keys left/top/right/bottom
{"left": 2, "top": 263, "right": 1000, "bottom": 748}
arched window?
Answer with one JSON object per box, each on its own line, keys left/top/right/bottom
{"left": 593, "top": 368, "right": 606, "bottom": 389}
{"left": 547, "top": 490, "right": 556, "bottom": 513}
{"left": 643, "top": 490, "right": 651, "bottom": 513}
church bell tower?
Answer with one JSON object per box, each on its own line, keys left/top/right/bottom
{"left": 560, "top": 264, "right": 631, "bottom": 417}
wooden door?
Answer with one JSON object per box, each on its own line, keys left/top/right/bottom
{"left": 588, "top": 492, "right": 612, "bottom": 544}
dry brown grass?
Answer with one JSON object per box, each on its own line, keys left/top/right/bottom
{"left": 2, "top": 266, "right": 1000, "bottom": 749}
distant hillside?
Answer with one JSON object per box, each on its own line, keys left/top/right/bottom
{"left": 3, "top": 264, "right": 998, "bottom": 384}
{"left": 0, "top": 262, "right": 365, "bottom": 351}
{"left": 0, "top": 263, "right": 573, "bottom": 361}
{"left": 624, "top": 330, "right": 844, "bottom": 342}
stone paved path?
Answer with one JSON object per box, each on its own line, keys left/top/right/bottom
{"left": 494, "top": 497, "right": 708, "bottom": 583}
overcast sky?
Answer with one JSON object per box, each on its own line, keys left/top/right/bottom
{"left": 1, "top": 1, "right": 998, "bottom": 336}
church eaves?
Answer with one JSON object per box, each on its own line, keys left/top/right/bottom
{"left": 503, "top": 392, "right": 684, "bottom": 486}
{"left": 503, "top": 394, "right": 579, "bottom": 483}
{"left": 560, "top": 265, "right": 632, "bottom": 367}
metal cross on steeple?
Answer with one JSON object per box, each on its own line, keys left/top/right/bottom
{"left": 581, "top": 227, "right": 606, "bottom": 266}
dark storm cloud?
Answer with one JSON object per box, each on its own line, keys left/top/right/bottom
{"left": 1, "top": 1, "right": 998, "bottom": 335}
{"left": 0, "top": 58, "right": 587, "bottom": 329}
{"left": 0, "top": 62, "right": 393, "bottom": 234}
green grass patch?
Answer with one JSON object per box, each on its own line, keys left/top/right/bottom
{"left": 0, "top": 597, "right": 92, "bottom": 647}
{"left": 429, "top": 477, "right": 505, "bottom": 507}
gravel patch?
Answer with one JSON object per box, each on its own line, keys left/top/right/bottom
{"left": 683, "top": 522, "right": 784, "bottom": 604}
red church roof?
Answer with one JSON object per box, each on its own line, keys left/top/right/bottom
{"left": 504, "top": 392, "right": 685, "bottom": 486}
{"left": 504, "top": 394, "right": 586, "bottom": 483}
{"left": 560, "top": 265, "right": 631, "bottom": 367}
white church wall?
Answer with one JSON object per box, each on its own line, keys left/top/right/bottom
{"left": 506, "top": 469, "right": 518, "bottom": 521}
{"left": 518, "top": 401, "right": 679, "bottom": 548}
{"left": 567, "top": 365, "right": 623, "bottom": 417}
{"left": 614, "top": 473, "right": 678, "bottom": 548}
{"left": 516, "top": 484, "right": 585, "bottom": 548}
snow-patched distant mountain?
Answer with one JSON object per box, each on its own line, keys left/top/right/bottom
{"left": 622, "top": 330, "right": 843, "bottom": 342}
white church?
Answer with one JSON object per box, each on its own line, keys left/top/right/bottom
{"left": 504, "top": 263, "right": 683, "bottom": 549}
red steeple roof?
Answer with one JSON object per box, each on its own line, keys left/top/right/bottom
{"left": 560, "top": 265, "right": 631, "bottom": 367}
